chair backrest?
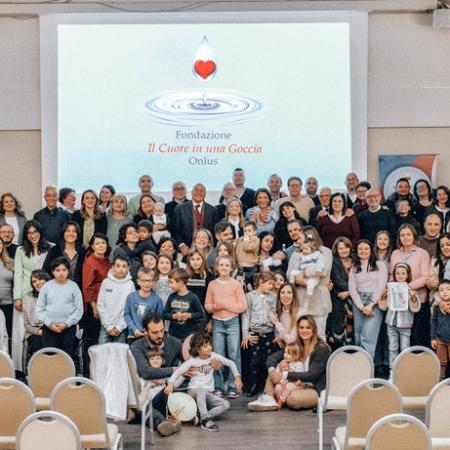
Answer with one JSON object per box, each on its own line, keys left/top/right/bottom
{"left": 16, "top": 411, "right": 81, "bottom": 450}
{"left": 0, "top": 378, "right": 36, "bottom": 436}
{"left": 28, "top": 348, "right": 75, "bottom": 398}
{"left": 0, "top": 351, "right": 15, "bottom": 378}
{"left": 392, "top": 346, "right": 440, "bottom": 397}
{"left": 366, "top": 413, "right": 432, "bottom": 450}
{"left": 126, "top": 348, "right": 142, "bottom": 405}
{"left": 89, "top": 343, "right": 139, "bottom": 413}
{"left": 50, "top": 377, "right": 110, "bottom": 440}
{"left": 324, "top": 345, "right": 374, "bottom": 402}
{"left": 425, "top": 378, "right": 450, "bottom": 438}
{"left": 344, "top": 379, "right": 402, "bottom": 444}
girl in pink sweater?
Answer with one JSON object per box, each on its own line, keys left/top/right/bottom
{"left": 205, "top": 255, "right": 247, "bottom": 398}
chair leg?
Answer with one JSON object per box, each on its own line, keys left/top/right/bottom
{"left": 149, "top": 407, "right": 154, "bottom": 445}
{"left": 141, "top": 410, "right": 146, "bottom": 450}
{"left": 332, "top": 436, "right": 340, "bottom": 450}
{"left": 111, "top": 432, "right": 122, "bottom": 450}
{"left": 318, "top": 401, "right": 323, "bottom": 450}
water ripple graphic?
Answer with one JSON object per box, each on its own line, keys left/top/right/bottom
{"left": 144, "top": 89, "right": 263, "bottom": 126}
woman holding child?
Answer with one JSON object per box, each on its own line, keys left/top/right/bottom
{"left": 390, "top": 224, "right": 430, "bottom": 347}
{"left": 287, "top": 226, "right": 333, "bottom": 340}
{"left": 248, "top": 315, "right": 330, "bottom": 411}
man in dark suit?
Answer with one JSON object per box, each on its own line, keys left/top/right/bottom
{"left": 345, "top": 172, "right": 359, "bottom": 209}
{"left": 309, "top": 187, "right": 331, "bottom": 227}
{"left": 166, "top": 181, "right": 189, "bottom": 225}
{"left": 173, "top": 183, "right": 219, "bottom": 256}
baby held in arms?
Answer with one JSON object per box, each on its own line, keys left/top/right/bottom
{"left": 270, "top": 343, "right": 304, "bottom": 409}
{"left": 289, "top": 236, "right": 324, "bottom": 298}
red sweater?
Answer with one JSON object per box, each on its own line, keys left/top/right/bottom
{"left": 316, "top": 215, "right": 360, "bottom": 249}
{"left": 82, "top": 255, "right": 111, "bottom": 306}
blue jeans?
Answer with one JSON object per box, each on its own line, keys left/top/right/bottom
{"left": 98, "top": 327, "right": 127, "bottom": 344}
{"left": 353, "top": 304, "right": 383, "bottom": 360}
{"left": 387, "top": 324, "right": 411, "bottom": 369}
{"left": 212, "top": 317, "right": 241, "bottom": 392}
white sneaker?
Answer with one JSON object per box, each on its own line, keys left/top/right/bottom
{"left": 247, "top": 394, "right": 278, "bottom": 411}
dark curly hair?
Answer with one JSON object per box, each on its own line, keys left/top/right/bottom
{"left": 189, "top": 332, "right": 213, "bottom": 357}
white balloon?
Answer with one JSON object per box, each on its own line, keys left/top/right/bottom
{"left": 167, "top": 392, "right": 198, "bottom": 421}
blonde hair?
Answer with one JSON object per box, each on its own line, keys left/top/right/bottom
{"left": 193, "top": 228, "right": 214, "bottom": 257}
{"left": 0, "top": 239, "right": 13, "bottom": 271}
{"left": 284, "top": 343, "right": 301, "bottom": 361}
{"left": 214, "top": 254, "right": 236, "bottom": 274}
{"left": 216, "top": 240, "right": 236, "bottom": 265}
{"left": 186, "top": 246, "right": 206, "bottom": 277}
{"left": 225, "top": 198, "right": 245, "bottom": 228}
{"left": 80, "top": 189, "right": 103, "bottom": 220}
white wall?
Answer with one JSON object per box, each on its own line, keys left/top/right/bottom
{"left": 0, "top": 12, "right": 449, "bottom": 216}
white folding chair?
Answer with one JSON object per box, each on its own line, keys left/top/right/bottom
{"left": 318, "top": 345, "right": 374, "bottom": 450}
{"left": 392, "top": 346, "right": 440, "bottom": 409}
{"left": 366, "top": 413, "right": 432, "bottom": 450}
{"left": 425, "top": 378, "right": 450, "bottom": 449}
{"left": 89, "top": 343, "right": 153, "bottom": 449}
{"left": 0, "top": 378, "right": 36, "bottom": 449}
{"left": 0, "top": 351, "right": 14, "bottom": 378}
{"left": 50, "top": 376, "right": 122, "bottom": 450}
{"left": 127, "top": 347, "right": 154, "bottom": 448}
{"left": 27, "top": 347, "right": 75, "bottom": 410}
{"left": 331, "top": 379, "right": 402, "bottom": 450}
{"left": 16, "top": 411, "right": 81, "bottom": 450}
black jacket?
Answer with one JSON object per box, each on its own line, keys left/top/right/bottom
{"left": 357, "top": 207, "right": 397, "bottom": 244}
{"left": 43, "top": 244, "right": 86, "bottom": 288}
{"left": 173, "top": 201, "right": 218, "bottom": 248}
{"left": 71, "top": 210, "right": 108, "bottom": 243}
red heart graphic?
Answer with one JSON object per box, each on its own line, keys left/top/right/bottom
{"left": 194, "top": 60, "right": 216, "bottom": 79}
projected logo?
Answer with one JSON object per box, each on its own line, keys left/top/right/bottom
{"left": 144, "top": 36, "right": 263, "bottom": 126}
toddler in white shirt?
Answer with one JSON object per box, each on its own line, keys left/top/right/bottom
{"left": 165, "top": 332, "right": 243, "bottom": 432}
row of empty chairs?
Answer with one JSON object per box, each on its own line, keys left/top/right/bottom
{"left": 0, "top": 345, "right": 153, "bottom": 449}
{"left": 331, "top": 378, "right": 450, "bottom": 450}
{"left": 0, "top": 348, "right": 75, "bottom": 411}
{"left": 318, "top": 345, "right": 442, "bottom": 450}
{"left": 0, "top": 377, "right": 122, "bottom": 450}
{"left": 0, "top": 349, "right": 123, "bottom": 450}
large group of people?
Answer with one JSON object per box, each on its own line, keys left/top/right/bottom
{"left": 0, "top": 168, "right": 450, "bottom": 436}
